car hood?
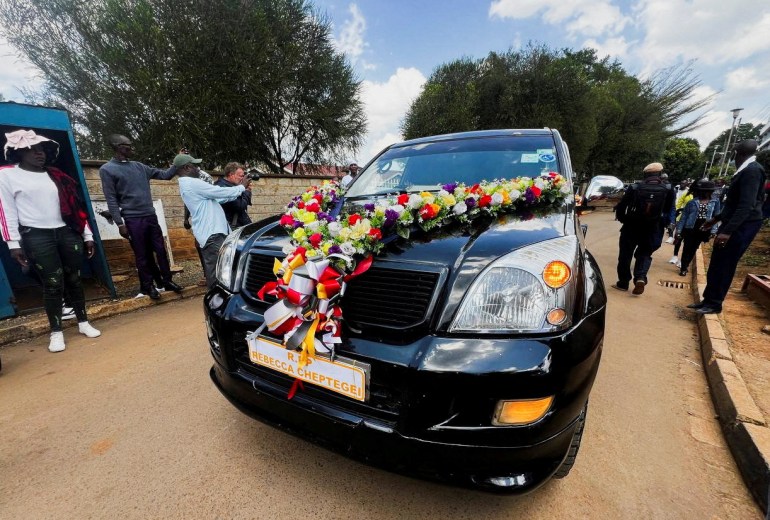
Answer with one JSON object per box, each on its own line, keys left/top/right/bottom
{"left": 243, "top": 207, "right": 569, "bottom": 268}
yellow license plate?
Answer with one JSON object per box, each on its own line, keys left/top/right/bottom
{"left": 247, "top": 336, "right": 367, "bottom": 402}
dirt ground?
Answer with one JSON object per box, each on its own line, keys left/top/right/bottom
{"left": 701, "top": 223, "right": 770, "bottom": 418}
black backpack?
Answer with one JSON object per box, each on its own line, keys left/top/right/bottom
{"left": 629, "top": 180, "right": 669, "bottom": 222}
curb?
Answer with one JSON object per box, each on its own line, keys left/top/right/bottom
{"left": 693, "top": 247, "right": 770, "bottom": 513}
{"left": 0, "top": 285, "right": 208, "bottom": 348}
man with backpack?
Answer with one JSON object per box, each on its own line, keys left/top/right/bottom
{"left": 612, "top": 162, "right": 675, "bottom": 295}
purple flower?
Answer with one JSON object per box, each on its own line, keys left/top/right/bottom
{"left": 465, "top": 197, "right": 476, "bottom": 209}
{"left": 292, "top": 220, "right": 304, "bottom": 229}
{"left": 524, "top": 187, "right": 536, "bottom": 204}
{"left": 287, "top": 202, "right": 295, "bottom": 209}
{"left": 384, "top": 208, "right": 399, "bottom": 227}
{"left": 364, "top": 203, "right": 375, "bottom": 212}
{"left": 328, "top": 245, "right": 342, "bottom": 255}
{"left": 442, "top": 182, "right": 458, "bottom": 193}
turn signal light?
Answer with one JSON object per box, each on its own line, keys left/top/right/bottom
{"left": 546, "top": 308, "right": 567, "bottom": 325}
{"left": 493, "top": 396, "right": 554, "bottom": 426}
{"left": 543, "top": 261, "right": 571, "bottom": 288}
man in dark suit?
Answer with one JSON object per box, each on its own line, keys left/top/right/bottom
{"left": 689, "top": 139, "right": 767, "bottom": 314}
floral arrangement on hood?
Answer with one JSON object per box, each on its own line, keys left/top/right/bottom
{"left": 253, "top": 173, "right": 571, "bottom": 397}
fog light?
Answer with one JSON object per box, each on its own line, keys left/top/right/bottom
{"left": 493, "top": 396, "right": 553, "bottom": 426}
{"left": 546, "top": 308, "right": 567, "bottom": 325}
{"left": 208, "top": 293, "right": 224, "bottom": 310}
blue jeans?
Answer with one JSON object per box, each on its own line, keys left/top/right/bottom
{"left": 703, "top": 219, "right": 763, "bottom": 308}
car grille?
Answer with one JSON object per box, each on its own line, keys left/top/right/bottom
{"left": 242, "top": 252, "right": 440, "bottom": 329}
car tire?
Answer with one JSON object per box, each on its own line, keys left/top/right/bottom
{"left": 552, "top": 403, "right": 587, "bottom": 479}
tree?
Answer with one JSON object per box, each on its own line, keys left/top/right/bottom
{"left": 663, "top": 137, "right": 702, "bottom": 184}
{"left": 0, "top": 0, "right": 366, "bottom": 170}
{"left": 402, "top": 45, "right": 710, "bottom": 181}
{"left": 703, "top": 122, "right": 763, "bottom": 165}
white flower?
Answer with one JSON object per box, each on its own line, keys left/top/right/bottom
{"left": 452, "top": 202, "right": 467, "bottom": 215}
{"left": 340, "top": 242, "right": 356, "bottom": 255}
{"left": 453, "top": 186, "right": 465, "bottom": 198}
{"left": 560, "top": 184, "right": 572, "bottom": 194}
{"left": 509, "top": 189, "right": 521, "bottom": 202}
{"left": 305, "top": 220, "right": 320, "bottom": 232}
{"left": 438, "top": 189, "right": 450, "bottom": 198}
{"left": 534, "top": 179, "right": 546, "bottom": 190}
{"left": 491, "top": 192, "right": 504, "bottom": 205}
{"left": 408, "top": 194, "right": 423, "bottom": 209}
{"left": 327, "top": 221, "right": 342, "bottom": 237}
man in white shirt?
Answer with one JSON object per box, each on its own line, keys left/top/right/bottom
{"left": 341, "top": 162, "right": 359, "bottom": 187}
{"left": 175, "top": 154, "right": 248, "bottom": 288}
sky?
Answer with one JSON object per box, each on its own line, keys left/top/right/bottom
{"left": 1, "top": 0, "right": 769, "bottom": 166}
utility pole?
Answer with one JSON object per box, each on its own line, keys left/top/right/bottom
{"left": 717, "top": 108, "right": 743, "bottom": 176}
{"left": 705, "top": 145, "right": 721, "bottom": 179}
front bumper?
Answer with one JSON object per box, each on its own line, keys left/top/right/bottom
{"left": 204, "top": 289, "right": 604, "bottom": 493}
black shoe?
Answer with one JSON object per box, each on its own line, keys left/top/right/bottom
{"left": 679, "top": 269, "right": 687, "bottom": 277}
{"left": 611, "top": 283, "right": 628, "bottom": 291}
{"left": 695, "top": 305, "right": 722, "bottom": 315}
{"left": 632, "top": 280, "right": 646, "bottom": 295}
{"left": 163, "top": 281, "right": 183, "bottom": 293}
{"left": 148, "top": 287, "right": 161, "bottom": 300}
{"left": 687, "top": 301, "right": 705, "bottom": 309}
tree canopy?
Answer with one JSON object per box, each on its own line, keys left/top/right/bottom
{"left": 401, "top": 45, "right": 710, "bottom": 181}
{"left": 702, "top": 122, "right": 763, "bottom": 168}
{"left": 0, "top": 0, "right": 366, "bottom": 170}
{"left": 663, "top": 137, "right": 702, "bottom": 184}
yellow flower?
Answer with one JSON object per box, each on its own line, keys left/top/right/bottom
{"left": 298, "top": 210, "right": 317, "bottom": 224}
{"left": 440, "top": 193, "right": 456, "bottom": 206}
{"left": 420, "top": 192, "right": 435, "bottom": 204}
{"left": 292, "top": 227, "right": 307, "bottom": 241}
{"left": 500, "top": 190, "right": 510, "bottom": 204}
{"left": 338, "top": 227, "right": 352, "bottom": 241}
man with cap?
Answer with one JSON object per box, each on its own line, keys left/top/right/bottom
{"left": 176, "top": 153, "right": 249, "bottom": 288}
{"left": 99, "top": 134, "right": 183, "bottom": 299}
{"left": 689, "top": 139, "right": 767, "bottom": 314}
{"left": 612, "top": 162, "right": 675, "bottom": 295}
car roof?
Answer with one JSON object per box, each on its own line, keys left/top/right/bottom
{"left": 391, "top": 129, "right": 558, "bottom": 149}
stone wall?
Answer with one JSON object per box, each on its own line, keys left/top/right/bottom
{"left": 81, "top": 160, "right": 333, "bottom": 270}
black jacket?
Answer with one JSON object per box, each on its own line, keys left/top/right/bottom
{"left": 717, "top": 159, "right": 766, "bottom": 235}
{"left": 214, "top": 177, "right": 252, "bottom": 227}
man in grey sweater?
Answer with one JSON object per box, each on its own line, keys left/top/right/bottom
{"left": 99, "top": 134, "right": 183, "bottom": 299}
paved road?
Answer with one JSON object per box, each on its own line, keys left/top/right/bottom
{"left": 0, "top": 211, "right": 762, "bottom": 519}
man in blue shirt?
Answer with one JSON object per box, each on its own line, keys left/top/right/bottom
{"left": 176, "top": 154, "right": 247, "bottom": 288}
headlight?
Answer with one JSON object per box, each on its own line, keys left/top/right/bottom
{"left": 215, "top": 227, "right": 245, "bottom": 291}
{"left": 450, "top": 235, "right": 579, "bottom": 333}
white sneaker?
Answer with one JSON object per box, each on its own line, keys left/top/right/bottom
{"left": 676, "top": 261, "right": 682, "bottom": 268}
{"left": 665, "top": 237, "right": 674, "bottom": 244}
{"left": 62, "top": 306, "right": 76, "bottom": 320}
{"left": 78, "top": 321, "right": 101, "bottom": 338}
{"left": 668, "top": 256, "right": 679, "bottom": 264}
{"left": 49, "top": 331, "right": 66, "bottom": 352}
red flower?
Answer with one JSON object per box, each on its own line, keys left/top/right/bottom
{"left": 348, "top": 214, "right": 362, "bottom": 225}
{"left": 279, "top": 214, "right": 294, "bottom": 227}
{"left": 297, "top": 201, "right": 305, "bottom": 209}
{"left": 479, "top": 195, "right": 492, "bottom": 207}
{"left": 548, "top": 172, "right": 558, "bottom": 178}
{"left": 470, "top": 184, "right": 482, "bottom": 194}
{"left": 397, "top": 194, "right": 410, "bottom": 205}
{"left": 305, "top": 200, "right": 320, "bottom": 213}
{"left": 531, "top": 186, "right": 542, "bottom": 197}
{"left": 419, "top": 203, "right": 439, "bottom": 220}
{"left": 313, "top": 194, "right": 324, "bottom": 204}
{"left": 309, "top": 233, "right": 323, "bottom": 248}
{"left": 368, "top": 228, "right": 382, "bottom": 241}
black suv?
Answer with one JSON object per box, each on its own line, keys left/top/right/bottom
{"left": 204, "top": 129, "right": 606, "bottom": 493}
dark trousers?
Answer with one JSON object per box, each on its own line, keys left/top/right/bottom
{"left": 616, "top": 223, "right": 664, "bottom": 286}
{"left": 703, "top": 219, "right": 763, "bottom": 307}
{"left": 124, "top": 215, "right": 171, "bottom": 292}
{"left": 679, "top": 228, "right": 709, "bottom": 272}
{"left": 201, "top": 233, "right": 226, "bottom": 289}
{"left": 21, "top": 226, "right": 87, "bottom": 331}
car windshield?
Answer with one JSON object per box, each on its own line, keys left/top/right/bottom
{"left": 345, "top": 135, "right": 562, "bottom": 197}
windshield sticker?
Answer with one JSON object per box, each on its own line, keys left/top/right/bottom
{"left": 539, "top": 153, "right": 556, "bottom": 163}
{"left": 521, "top": 153, "right": 539, "bottom": 163}
{"left": 537, "top": 149, "right": 554, "bottom": 155}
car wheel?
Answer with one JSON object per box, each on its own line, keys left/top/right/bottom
{"left": 552, "top": 403, "right": 587, "bottom": 479}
